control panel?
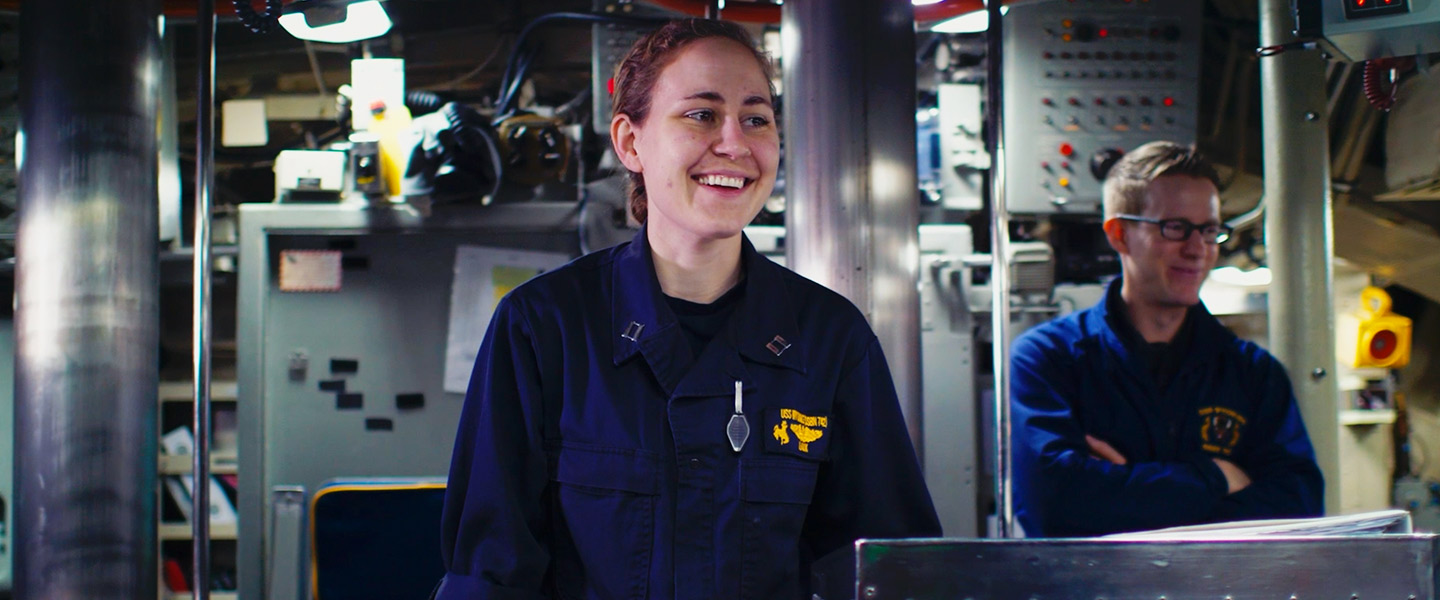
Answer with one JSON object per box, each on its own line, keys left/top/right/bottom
{"left": 592, "top": 2, "right": 670, "bottom": 135}
{"left": 1294, "top": 0, "right": 1440, "bottom": 62}
{"left": 1003, "top": 0, "right": 1203, "bottom": 214}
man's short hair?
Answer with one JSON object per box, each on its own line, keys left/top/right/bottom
{"left": 1102, "top": 141, "right": 1221, "bottom": 220}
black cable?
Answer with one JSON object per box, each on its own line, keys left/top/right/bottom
{"left": 492, "top": 12, "right": 669, "bottom": 120}
{"left": 233, "top": 0, "right": 284, "bottom": 34}
{"left": 555, "top": 87, "right": 593, "bottom": 120}
{"left": 498, "top": 45, "right": 540, "bottom": 116}
{"left": 406, "top": 90, "right": 449, "bottom": 116}
{"left": 441, "top": 103, "right": 504, "bottom": 202}
{"left": 1254, "top": 40, "right": 1317, "bottom": 58}
{"left": 916, "top": 35, "right": 941, "bottom": 67}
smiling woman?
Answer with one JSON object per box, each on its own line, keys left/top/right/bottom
{"left": 437, "top": 17, "right": 941, "bottom": 600}
{"left": 611, "top": 32, "right": 780, "bottom": 301}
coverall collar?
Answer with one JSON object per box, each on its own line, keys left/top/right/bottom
{"left": 611, "top": 226, "right": 806, "bottom": 396}
{"left": 1093, "top": 277, "right": 1230, "bottom": 378}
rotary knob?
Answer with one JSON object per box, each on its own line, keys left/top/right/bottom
{"left": 1090, "top": 147, "right": 1125, "bottom": 180}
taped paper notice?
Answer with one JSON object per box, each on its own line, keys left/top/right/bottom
{"left": 444, "top": 246, "right": 570, "bottom": 393}
{"left": 279, "top": 250, "right": 343, "bottom": 292}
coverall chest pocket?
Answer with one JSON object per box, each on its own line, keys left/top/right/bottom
{"left": 739, "top": 456, "right": 819, "bottom": 600}
{"left": 550, "top": 443, "right": 659, "bottom": 600}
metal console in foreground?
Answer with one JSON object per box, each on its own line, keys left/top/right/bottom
{"left": 814, "top": 536, "right": 1440, "bottom": 600}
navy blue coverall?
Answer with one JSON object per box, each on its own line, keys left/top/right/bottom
{"left": 439, "top": 228, "right": 941, "bottom": 599}
{"left": 1011, "top": 280, "right": 1324, "bottom": 537}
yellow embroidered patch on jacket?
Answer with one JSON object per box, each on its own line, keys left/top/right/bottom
{"left": 765, "top": 408, "right": 830, "bottom": 458}
{"left": 1198, "top": 406, "right": 1246, "bottom": 456}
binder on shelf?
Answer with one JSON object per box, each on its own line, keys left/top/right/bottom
{"left": 163, "top": 475, "right": 238, "bottom": 526}
{"left": 160, "top": 426, "right": 238, "bottom": 525}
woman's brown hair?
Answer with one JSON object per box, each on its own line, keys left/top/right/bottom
{"left": 610, "top": 18, "right": 776, "bottom": 224}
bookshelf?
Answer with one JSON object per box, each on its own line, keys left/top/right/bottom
{"left": 159, "top": 523, "right": 239, "bottom": 542}
{"left": 158, "top": 380, "right": 240, "bottom": 599}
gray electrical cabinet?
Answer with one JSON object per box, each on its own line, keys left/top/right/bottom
{"left": 235, "top": 203, "right": 581, "bottom": 600}
{"left": 1295, "top": 0, "right": 1440, "bottom": 61}
{"left": 0, "top": 318, "right": 12, "bottom": 592}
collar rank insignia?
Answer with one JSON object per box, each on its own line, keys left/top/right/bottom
{"left": 764, "top": 407, "right": 830, "bottom": 458}
{"left": 621, "top": 321, "right": 644, "bottom": 342}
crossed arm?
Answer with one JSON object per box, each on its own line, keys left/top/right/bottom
{"left": 1085, "top": 434, "right": 1251, "bottom": 494}
{"left": 1011, "top": 334, "right": 1323, "bottom": 537}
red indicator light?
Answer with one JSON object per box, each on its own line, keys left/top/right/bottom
{"left": 1098, "top": 28, "right": 1109, "bottom": 38}
{"left": 1162, "top": 96, "right": 1175, "bottom": 107}
{"left": 1370, "top": 330, "right": 1397, "bottom": 360}
{"left": 1058, "top": 143, "right": 1074, "bottom": 157}
{"left": 1346, "top": 0, "right": 1408, "bottom": 17}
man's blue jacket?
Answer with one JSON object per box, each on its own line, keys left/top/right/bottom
{"left": 1011, "top": 280, "right": 1324, "bottom": 537}
{"left": 438, "top": 228, "right": 941, "bottom": 599}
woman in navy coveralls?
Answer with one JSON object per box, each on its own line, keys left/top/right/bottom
{"left": 437, "top": 19, "right": 941, "bottom": 600}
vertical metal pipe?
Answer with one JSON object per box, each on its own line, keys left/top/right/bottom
{"left": 1258, "top": 0, "right": 1340, "bottom": 514}
{"left": 15, "top": 1, "right": 162, "bottom": 598}
{"left": 985, "top": 0, "right": 1016, "bottom": 539}
{"left": 194, "top": 0, "right": 218, "bottom": 598}
{"left": 782, "top": 0, "right": 923, "bottom": 455}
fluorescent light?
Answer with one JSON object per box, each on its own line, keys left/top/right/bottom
{"left": 913, "top": 0, "right": 946, "bottom": 5}
{"left": 1209, "top": 266, "right": 1273, "bottom": 287}
{"left": 279, "top": 0, "right": 392, "bottom": 44}
{"left": 931, "top": 5, "right": 1008, "bottom": 33}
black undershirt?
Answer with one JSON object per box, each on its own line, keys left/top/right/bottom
{"left": 1105, "top": 287, "right": 1195, "bottom": 394}
{"left": 665, "top": 278, "right": 746, "bottom": 359}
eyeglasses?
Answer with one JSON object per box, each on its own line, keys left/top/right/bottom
{"left": 1116, "top": 214, "right": 1232, "bottom": 244}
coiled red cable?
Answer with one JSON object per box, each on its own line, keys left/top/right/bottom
{"left": 1363, "top": 57, "right": 1413, "bottom": 111}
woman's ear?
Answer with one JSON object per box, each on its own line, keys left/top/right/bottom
{"left": 1102, "top": 217, "right": 1129, "bottom": 255}
{"left": 611, "top": 115, "right": 644, "bottom": 174}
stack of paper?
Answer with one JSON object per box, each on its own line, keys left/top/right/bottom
{"left": 1106, "top": 509, "right": 1412, "bottom": 540}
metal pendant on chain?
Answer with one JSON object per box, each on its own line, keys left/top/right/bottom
{"left": 727, "top": 380, "right": 749, "bottom": 452}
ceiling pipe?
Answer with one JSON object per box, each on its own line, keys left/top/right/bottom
{"left": 640, "top": 0, "right": 1007, "bottom": 24}
{"left": 0, "top": 0, "right": 1009, "bottom": 24}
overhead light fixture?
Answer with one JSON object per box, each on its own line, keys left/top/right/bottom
{"left": 931, "top": 3, "right": 1008, "bottom": 33}
{"left": 279, "top": 0, "right": 392, "bottom": 44}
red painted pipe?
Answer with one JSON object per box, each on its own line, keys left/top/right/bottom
{"left": 639, "top": 0, "right": 997, "bottom": 24}
{"left": 0, "top": 0, "right": 1000, "bottom": 24}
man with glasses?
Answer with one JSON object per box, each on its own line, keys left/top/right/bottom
{"left": 1010, "top": 141, "right": 1324, "bottom": 537}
